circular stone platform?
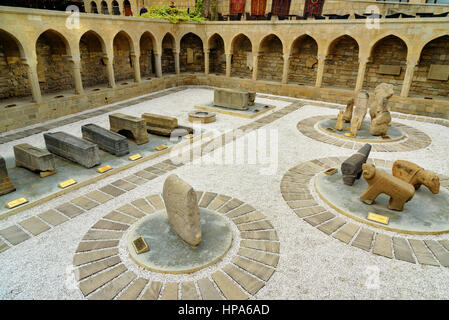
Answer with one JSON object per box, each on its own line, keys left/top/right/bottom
{"left": 127, "top": 208, "right": 232, "bottom": 274}
{"left": 314, "top": 170, "right": 449, "bottom": 235}
{"left": 188, "top": 110, "right": 216, "bottom": 123}
{"left": 317, "top": 119, "right": 406, "bottom": 143}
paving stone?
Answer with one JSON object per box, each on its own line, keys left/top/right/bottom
{"left": 102, "top": 182, "right": 130, "bottom": 196}
{"left": 283, "top": 193, "right": 313, "bottom": 201}
{"left": 240, "top": 240, "right": 280, "bottom": 253}
{"left": 393, "top": 237, "right": 416, "bottom": 264}
{"left": 424, "top": 240, "right": 449, "bottom": 267}
{"left": 439, "top": 240, "right": 449, "bottom": 252}
{"left": 232, "top": 256, "right": 275, "bottom": 281}
{"left": 153, "top": 162, "right": 177, "bottom": 171}
{"left": 0, "top": 239, "right": 10, "bottom": 253}
{"left": 241, "top": 230, "right": 278, "bottom": 241}
{"left": 0, "top": 225, "right": 30, "bottom": 245}
{"left": 123, "top": 175, "right": 148, "bottom": 186}
{"left": 286, "top": 199, "right": 317, "bottom": 209}
{"left": 89, "top": 271, "right": 136, "bottom": 300}
{"left": 85, "top": 190, "right": 113, "bottom": 204}
{"left": 55, "top": 203, "right": 85, "bottom": 218}
{"left": 238, "top": 247, "right": 279, "bottom": 267}
{"left": 71, "top": 196, "right": 99, "bottom": 210}
{"left": 117, "top": 204, "right": 145, "bottom": 218}
{"left": 77, "top": 256, "right": 121, "bottom": 280}
{"left": 118, "top": 278, "right": 149, "bottom": 300}
{"left": 333, "top": 223, "right": 360, "bottom": 244}
{"left": 146, "top": 194, "right": 165, "bottom": 210}
{"left": 111, "top": 179, "right": 137, "bottom": 191}
{"left": 82, "top": 230, "right": 123, "bottom": 241}
{"left": 351, "top": 228, "right": 374, "bottom": 252}
{"left": 92, "top": 220, "right": 129, "bottom": 231}
{"left": 222, "top": 264, "right": 265, "bottom": 295}
{"left": 103, "top": 211, "right": 136, "bottom": 224}
{"left": 373, "top": 234, "right": 393, "bottom": 259}
{"left": 237, "top": 220, "right": 273, "bottom": 231}
{"left": 79, "top": 264, "right": 127, "bottom": 296}
{"left": 18, "top": 217, "right": 50, "bottom": 236}
{"left": 211, "top": 270, "right": 248, "bottom": 300}
{"left": 160, "top": 282, "right": 178, "bottom": 300}
{"left": 199, "top": 192, "right": 217, "bottom": 208}
{"left": 197, "top": 278, "right": 223, "bottom": 300}
{"left": 134, "top": 170, "right": 158, "bottom": 180}
{"left": 409, "top": 239, "right": 439, "bottom": 266}
{"left": 131, "top": 199, "right": 155, "bottom": 214}
{"left": 218, "top": 199, "right": 244, "bottom": 214}
{"left": 294, "top": 206, "right": 326, "bottom": 218}
{"left": 73, "top": 248, "right": 119, "bottom": 266}
{"left": 232, "top": 211, "right": 266, "bottom": 224}
{"left": 226, "top": 204, "right": 256, "bottom": 218}
{"left": 208, "top": 195, "right": 232, "bottom": 210}
{"left": 317, "top": 217, "right": 346, "bottom": 235}
{"left": 196, "top": 191, "right": 203, "bottom": 203}
{"left": 144, "top": 166, "right": 166, "bottom": 175}
{"left": 76, "top": 240, "right": 119, "bottom": 252}
{"left": 140, "top": 281, "right": 163, "bottom": 300}
{"left": 181, "top": 281, "right": 199, "bottom": 300}
{"left": 303, "top": 211, "right": 335, "bottom": 227}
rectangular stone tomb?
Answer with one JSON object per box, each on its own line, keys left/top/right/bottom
{"left": 213, "top": 88, "right": 250, "bottom": 110}
{"left": 109, "top": 113, "right": 149, "bottom": 145}
{"left": 81, "top": 124, "right": 129, "bottom": 157}
{"left": 141, "top": 113, "right": 178, "bottom": 129}
{"left": 0, "top": 156, "right": 16, "bottom": 196}
{"left": 43, "top": 132, "right": 101, "bottom": 168}
{"left": 13, "top": 143, "right": 56, "bottom": 174}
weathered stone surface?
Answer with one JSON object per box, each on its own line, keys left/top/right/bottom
{"left": 197, "top": 278, "right": 223, "bottom": 300}
{"left": 44, "top": 132, "right": 101, "bottom": 168}
{"left": 369, "top": 83, "right": 394, "bottom": 136}
{"left": 343, "top": 97, "right": 354, "bottom": 122}
{"left": 361, "top": 163, "right": 415, "bottom": 211}
{"left": 13, "top": 143, "right": 55, "bottom": 173}
{"left": 147, "top": 125, "right": 193, "bottom": 138}
{"left": 109, "top": 113, "right": 149, "bottom": 145}
{"left": 141, "top": 113, "right": 178, "bottom": 129}
{"left": 248, "top": 92, "right": 256, "bottom": 106}
{"left": 188, "top": 111, "right": 216, "bottom": 123}
{"left": 335, "top": 110, "right": 344, "bottom": 131}
{"left": 341, "top": 143, "right": 371, "bottom": 186}
{"left": 118, "top": 278, "right": 149, "bottom": 300}
{"left": 211, "top": 270, "right": 248, "bottom": 300}
{"left": 214, "top": 88, "right": 250, "bottom": 110}
{"left": 18, "top": 216, "right": 50, "bottom": 236}
{"left": 81, "top": 123, "right": 129, "bottom": 156}
{"left": 162, "top": 174, "right": 201, "bottom": 247}
{"left": 350, "top": 90, "right": 369, "bottom": 136}
{"left": 0, "top": 155, "right": 15, "bottom": 196}
{"left": 392, "top": 160, "right": 440, "bottom": 194}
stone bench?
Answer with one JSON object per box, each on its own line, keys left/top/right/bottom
{"left": 13, "top": 143, "right": 56, "bottom": 177}
{"left": 0, "top": 156, "right": 15, "bottom": 196}
{"left": 44, "top": 132, "right": 101, "bottom": 168}
{"left": 81, "top": 124, "right": 129, "bottom": 157}
{"left": 109, "top": 113, "right": 149, "bottom": 145}
{"left": 213, "top": 88, "right": 256, "bottom": 110}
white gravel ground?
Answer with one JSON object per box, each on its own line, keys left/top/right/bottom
{"left": 0, "top": 88, "right": 448, "bottom": 300}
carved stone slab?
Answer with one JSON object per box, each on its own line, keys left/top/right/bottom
{"left": 81, "top": 124, "right": 129, "bottom": 156}
{"left": 109, "top": 113, "right": 149, "bottom": 145}
{"left": 0, "top": 156, "right": 15, "bottom": 196}
{"left": 377, "top": 65, "right": 402, "bottom": 75}
{"left": 141, "top": 113, "right": 178, "bottom": 129}
{"left": 162, "top": 174, "right": 202, "bottom": 247}
{"left": 13, "top": 143, "right": 56, "bottom": 173}
{"left": 44, "top": 132, "right": 101, "bottom": 168}
{"left": 428, "top": 64, "right": 449, "bottom": 81}
{"left": 213, "top": 88, "right": 250, "bottom": 110}
{"left": 341, "top": 143, "right": 372, "bottom": 186}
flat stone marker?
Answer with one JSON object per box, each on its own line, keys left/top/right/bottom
{"left": 213, "top": 88, "right": 250, "bottom": 110}
{"left": 0, "top": 155, "right": 15, "bottom": 196}
{"left": 109, "top": 113, "right": 149, "bottom": 145}
{"left": 13, "top": 143, "right": 56, "bottom": 176}
{"left": 44, "top": 132, "right": 101, "bottom": 168}
{"left": 82, "top": 124, "right": 129, "bottom": 157}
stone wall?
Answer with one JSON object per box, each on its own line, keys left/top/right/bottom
{"left": 79, "top": 35, "right": 109, "bottom": 88}
{"left": 162, "top": 35, "right": 175, "bottom": 74}
{"left": 139, "top": 34, "right": 154, "bottom": 78}
{"left": 0, "top": 41, "right": 30, "bottom": 99}
{"left": 209, "top": 35, "right": 225, "bottom": 75}
{"left": 113, "top": 33, "right": 134, "bottom": 82}
{"left": 288, "top": 35, "right": 317, "bottom": 85}
{"left": 231, "top": 35, "right": 252, "bottom": 79}
{"left": 258, "top": 35, "right": 283, "bottom": 82}
{"left": 180, "top": 33, "right": 204, "bottom": 73}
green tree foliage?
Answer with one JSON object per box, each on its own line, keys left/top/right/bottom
{"left": 139, "top": 4, "right": 205, "bottom": 23}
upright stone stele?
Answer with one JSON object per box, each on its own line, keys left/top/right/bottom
{"left": 350, "top": 91, "right": 369, "bottom": 136}
{"left": 162, "top": 174, "right": 202, "bottom": 248}
{"left": 13, "top": 143, "right": 56, "bottom": 175}
{"left": 392, "top": 160, "right": 440, "bottom": 194}
{"left": 81, "top": 124, "right": 129, "bottom": 156}
{"left": 109, "top": 113, "right": 149, "bottom": 145}
{"left": 369, "top": 83, "right": 394, "bottom": 136}
{"left": 343, "top": 97, "right": 354, "bottom": 123}
{"left": 335, "top": 110, "right": 345, "bottom": 131}
{"left": 0, "top": 156, "right": 15, "bottom": 196}
{"left": 213, "top": 88, "right": 250, "bottom": 110}
{"left": 341, "top": 143, "right": 372, "bottom": 186}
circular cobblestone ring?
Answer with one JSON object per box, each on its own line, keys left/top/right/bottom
{"left": 297, "top": 115, "right": 431, "bottom": 152}
{"left": 280, "top": 158, "right": 449, "bottom": 267}
{"left": 73, "top": 192, "right": 279, "bottom": 300}
{"left": 188, "top": 110, "right": 216, "bottom": 123}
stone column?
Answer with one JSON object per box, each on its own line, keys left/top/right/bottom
{"left": 204, "top": 49, "right": 210, "bottom": 75}
{"left": 69, "top": 57, "right": 84, "bottom": 95}
{"left": 225, "top": 53, "right": 232, "bottom": 77}
{"left": 282, "top": 53, "right": 290, "bottom": 84}
{"left": 155, "top": 53, "right": 162, "bottom": 77}
{"left": 315, "top": 54, "right": 326, "bottom": 88}
{"left": 174, "top": 51, "right": 180, "bottom": 75}
{"left": 400, "top": 59, "right": 418, "bottom": 98}
{"left": 252, "top": 53, "right": 259, "bottom": 81}
{"left": 104, "top": 55, "right": 116, "bottom": 88}
{"left": 355, "top": 56, "right": 368, "bottom": 92}
{"left": 23, "top": 58, "right": 42, "bottom": 103}
{"left": 131, "top": 54, "right": 141, "bottom": 83}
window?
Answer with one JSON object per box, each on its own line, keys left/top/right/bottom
{"left": 426, "top": 0, "right": 449, "bottom": 3}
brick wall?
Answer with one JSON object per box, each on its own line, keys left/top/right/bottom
{"left": 0, "top": 43, "right": 30, "bottom": 99}
{"left": 288, "top": 35, "right": 317, "bottom": 85}
{"left": 162, "top": 35, "right": 175, "bottom": 74}
{"left": 231, "top": 35, "right": 252, "bottom": 78}
{"left": 139, "top": 34, "right": 154, "bottom": 78}
{"left": 258, "top": 35, "right": 283, "bottom": 82}
{"left": 180, "top": 33, "right": 204, "bottom": 73}
{"left": 80, "top": 35, "right": 109, "bottom": 88}
{"left": 209, "top": 35, "right": 225, "bottom": 75}
{"left": 113, "top": 33, "right": 134, "bottom": 82}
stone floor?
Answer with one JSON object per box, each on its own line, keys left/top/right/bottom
{"left": 0, "top": 87, "right": 449, "bottom": 299}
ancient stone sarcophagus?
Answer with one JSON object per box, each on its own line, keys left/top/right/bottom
{"left": 141, "top": 113, "right": 193, "bottom": 137}
{"left": 341, "top": 143, "right": 372, "bottom": 186}
{"left": 109, "top": 113, "right": 149, "bottom": 145}
{"left": 13, "top": 143, "right": 56, "bottom": 173}
{"left": 0, "top": 156, "right": 15, "bottom": 196}
{"left": 213, "top": 88, "right": 251, "bottom": 110}
{"left": 81, "top": 124, "right": 129, "bottom": 157}
{"left": 44, "top": 132, "right": 101, "bottom": 168}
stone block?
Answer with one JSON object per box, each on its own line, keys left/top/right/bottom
{"left": 213, "top": 88, "right": 250, "bottom": 110}
{"left": 44, "top": 132, "right": 101, "bottom": 168}
{"left": 81, "top": 124, "right": 129, "bottom": 156}
{"left": 141, "top": 113, "right": 178, "bottom": 129}
{"left": 341, "top": 143, "right": 371, "bottom": 186}
{"left": 109, "top": 113, "right": 149, "bottom": 145}
{"left": 13, "top": 143, "right": 56, "bottom": 174}
{"left": 377, "top": 65, "right": 402, "bottom": 76}
{"left": 0, "top": 156, "right": 15, "bottom": 196}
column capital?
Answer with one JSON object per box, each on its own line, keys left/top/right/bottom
{"left": 317, "top": 54, "right": 326, "bottom": 62}
{"left": 358, "top": 56, "right": 369, "bottom": 65}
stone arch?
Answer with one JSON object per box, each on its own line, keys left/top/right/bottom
{"left": 258, "top": 34, "right": 283, "bottom": 82}
{"left": 230, "top": 33, "right": 252, "bottom": 79}
{"left": 35, "top": 29, "right": 74, "bottom": 95}
{"left": 123, "top": 0, "right": 133, "bottom": 16}
{"left": 140, "top": 31, "right": 156, "bottom": 79}
{"left": 90, "top": 1, "right": 99, "bottom": 13}
{"left": 180, "top": 32, "right": 204, "bottom": 73}
{"left": 322, "top": 35, "right": 359, "bottom": 89}
{"left": 161, "top": 32, "right": 176, "bottom": 74}
{"left": 409, "top": 35, "right": 449, "bottom": 99}
{"left": 112, "top": 0, "right": 120, "bottom": 15}
{"left": 100, "top": 0, "right": 109, "bottom": 14}
{"left": 208, "top": 33, "right": 225, "bottom": 75}
{"left": 363, "top": 35, "right": 408, "bottom": 94}
{"left": 113, "top": 31, "right": 134, "bottom": 82}
{"left": 288, "top": 34, "right": 318, "bottom": 86}
{"left": 79, "top": 30, "right": 108, "bottom": 89}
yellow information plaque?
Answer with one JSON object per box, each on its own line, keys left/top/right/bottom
{"left": 129, "top": 154, "right": 142, "bottom": 161}
{"left": 133, "top": 236, "right": 150, "bottom": 254}
{"left": 40, "top": 170, "right": 57, "bottom": 178}
{"left": 324, "top": 168, "right": 338, "bottom": 175}
{"left": 367, "top": 212, "right": 389, "bottom": 225}
{"left": 345, "top": 127, "right": 352, "bottom": 131}
{"left": 97, "top": 165, "right": 112, "bottom": 173}
{"left": 58, "top": 179, "right": 77, "bottom": 189}
{"left": 155, "top": 144, "right": 168, "bottom": 151}
{"left": 344, "top": 132, "right": 354, "bottom": 137}
{"left": 5, "top": 197, "right": 28, "bottom": 209}
{"left": 183, "top": 134, "right": 194, "bottom": 139}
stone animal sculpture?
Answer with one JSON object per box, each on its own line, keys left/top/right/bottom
{"left": 0, "top": 156, "right": 15, "bottom": 196}
{"left": 341, "top": 143, "right": 372, "bottom": 185}
{"left": 392, "top": 160, "right": 440, "bottom": 194}
{"left": 343, "top": 97, "right": 355, "bottom": 123}
{"left": 369, "top": 83, "right": 394, "bottom": 136}
{"left": 350, "top": 90, "right": 370, "bottom": 136}
{"left": 360, "top": 163, "right": 415, "bottom": 211}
